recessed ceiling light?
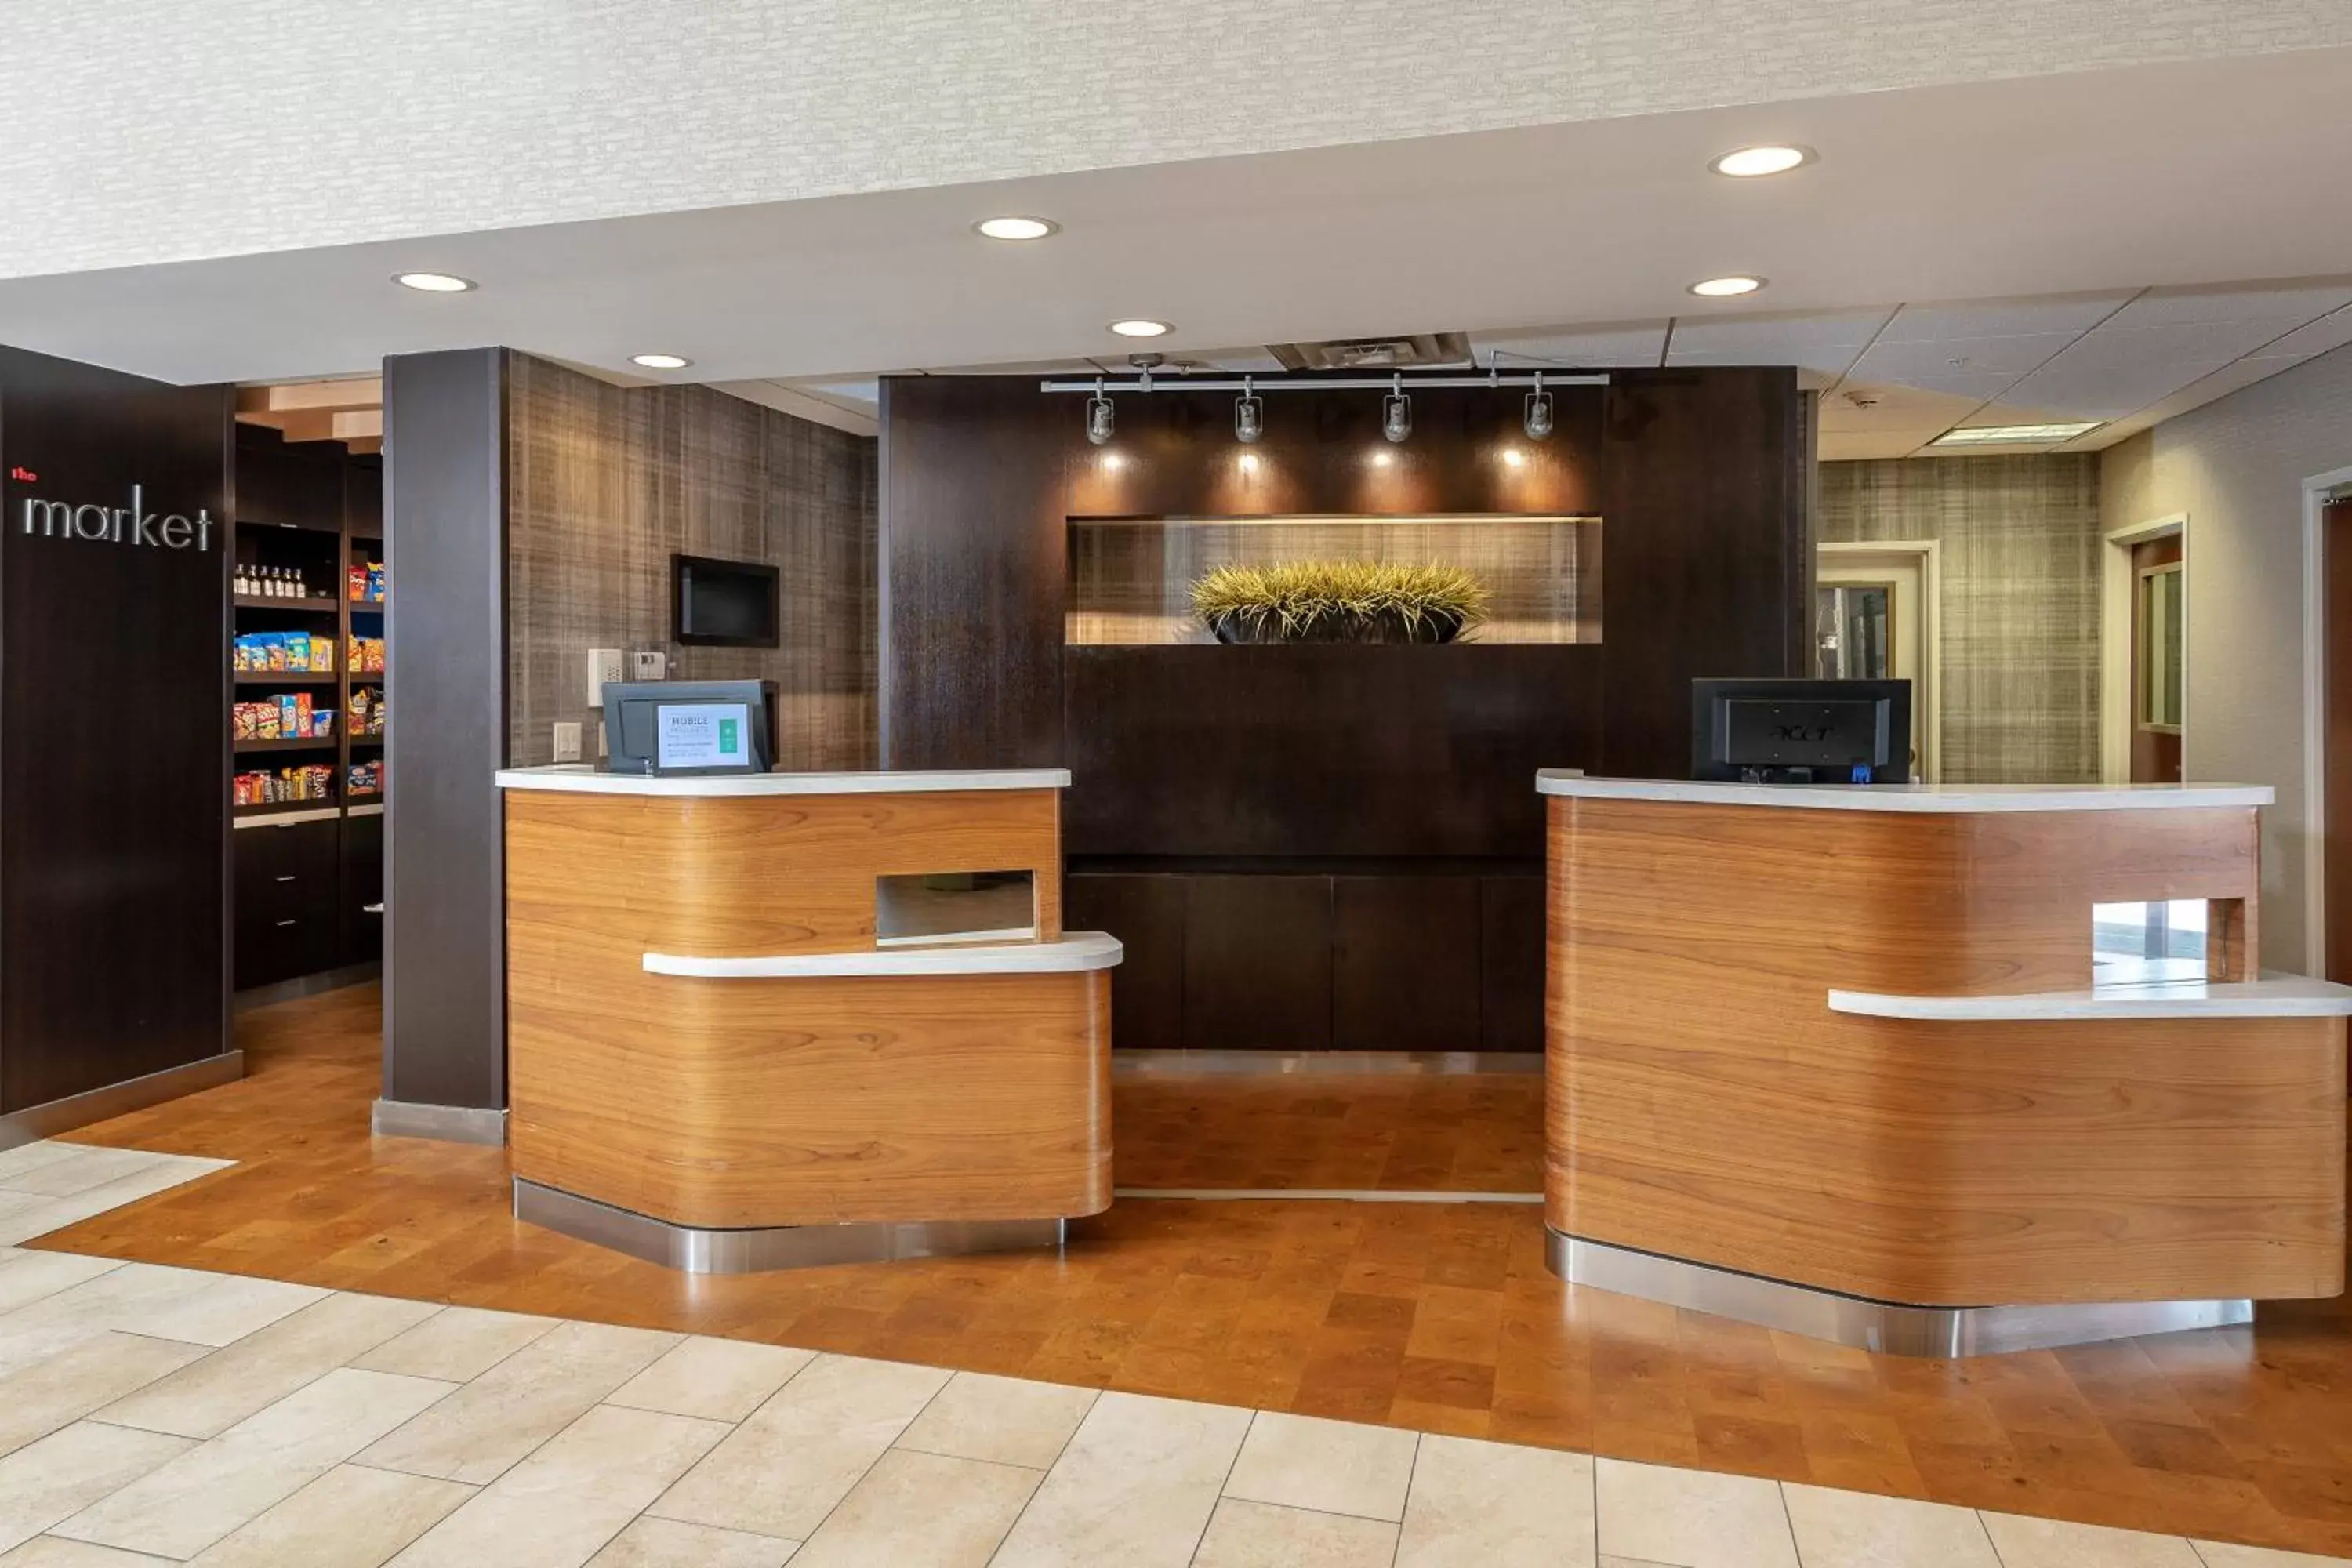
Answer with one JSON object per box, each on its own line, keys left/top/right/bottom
{"left": 394, "top": 272, "right": 476, "bottom": 292}
{"left": 1929, "top": 421, "right": 2102, "bottom": 448}
{"left": 1688, "top": 275, "right": 1766, "bottom": 298}
{"left": 1711, "top": 145, "right": 1813, "bottom": 178}
{"left": 631, "top": 354, "right": 693, "bottom": 370}
{"left": 975, "top": 216, "right": 1059, "bottom": 241}
{"left": 1109, "top": 319, "right": 1172, "bottom": 338}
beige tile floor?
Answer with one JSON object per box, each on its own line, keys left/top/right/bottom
{"left": 0, "top": 1139, "right": 2344, "bottom": 1567}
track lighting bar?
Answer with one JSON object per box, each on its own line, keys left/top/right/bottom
{"left": 1039, "top": 372, "right": 1607, "bottom": 394}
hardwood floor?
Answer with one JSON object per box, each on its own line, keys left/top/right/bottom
{"left": 27, "top": 984, "right": 2352, "bottom": 1559}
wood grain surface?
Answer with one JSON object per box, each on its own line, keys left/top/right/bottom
{"left": 30, "top": 984, "right": 2352, "bottom": 1562}
{"left": 1545, "top": 797, "right": 2344, "bottom": 1305}
{"left": 505, "top": 786, "right": 1102, "bottom": 1227}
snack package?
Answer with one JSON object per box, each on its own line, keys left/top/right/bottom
{"left": 368, "top": 562, "right": 386, "bottom": 602}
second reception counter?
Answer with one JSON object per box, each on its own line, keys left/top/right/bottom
{"left": 1537, "top": 773, "right": 2350, "bottom": 1355}
{"left": 495, "top": 764, "right": 1118, "bottom": 1272}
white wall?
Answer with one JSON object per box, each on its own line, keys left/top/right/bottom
{"left": 2100, "top": 343, "right": 2352, "bottom": 970}
{"left": 5, "top": 1, "right": 2349, "bottom": 279}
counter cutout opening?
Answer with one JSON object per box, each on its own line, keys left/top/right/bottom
{"left": 876, "top": 870, "right": 1038, "bottom": 948}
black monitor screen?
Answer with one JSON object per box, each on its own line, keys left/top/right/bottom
{"left": 673, "top": 554, "right": 780, "bottom": 648}
{"left": 603, "top": 680, "right": 777, "bottom": 775}
{"left": 1692, "top": 678, "right": 1912, "bottom": 784}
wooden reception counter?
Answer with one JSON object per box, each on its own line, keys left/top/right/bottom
{"left": 495, "top": 765, "right": 1118, "bottom": 1272}
{"left": 1537, "top": 774, "right": 2350, "bottom": 1355}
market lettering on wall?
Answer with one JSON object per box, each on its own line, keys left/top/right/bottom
{"left": 17, "top": 482, "right": 215, "bottom": 551}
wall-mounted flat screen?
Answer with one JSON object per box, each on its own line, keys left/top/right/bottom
{"left": 604, "top": 679, "right": 777, "bottom": 775}
{"left": 673, "top": 553, "right": 781, "bottom": 648}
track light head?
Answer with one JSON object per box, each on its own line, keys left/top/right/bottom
{"left": 1523, "top": 372, "right": 1554, "bottom": 441}
{"left": 1085, "top": 380, "right": 1115, "bottom": 446}
{"left": 1235, "top": 379, "right": 1264, "bottom": 445}
{"left": 1381, "top": 373, "right": 1412, "bottom": 445}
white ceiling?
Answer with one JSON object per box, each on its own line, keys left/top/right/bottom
{"left": 2, "top": 44, "right": 2350, "bottom": 467}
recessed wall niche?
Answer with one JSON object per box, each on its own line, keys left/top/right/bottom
{"left": 1065, "top": 514, "right": 1603, "bottom": 645}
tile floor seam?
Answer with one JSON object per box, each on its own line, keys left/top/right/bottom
{"left": 1975, "top": 1504, "right": 2009, "bottom": 1567}
{"left": 889, "top": 1439, "right": 1051, "bottom": 1472}
{"left": 1182, "top": 1405, "right": 1266, "bottom": 1567}
{"left": 1774, "top": 1479, "right": 1804, "bottom": 1566}
{"left": 788, "top": 1358, "right": 958, "bottom": 1559}
{"left": 100, "top": 1330, "right": 213, "bottom": 1353}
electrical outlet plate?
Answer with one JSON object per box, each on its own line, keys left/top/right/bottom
{"left": 551, "top": 721, "right": 583, "bottom": 763}
{"left": 586, "top": 648, "right": 625, "bottom": 706}
{"left": 631, "top": 648, "right": 668, "bottom": 681}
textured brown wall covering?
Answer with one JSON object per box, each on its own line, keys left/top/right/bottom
{"left": 1819, "top": 455, "right": 2101, "bottom": 784}
{"left": 505, "top": 354, "right": 876, "bottom": 769}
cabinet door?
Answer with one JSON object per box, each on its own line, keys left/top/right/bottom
{"left": 233, "top": 820, "right": 340, "bottom": 989}
{"left": 342, "top": 812, "right": 384, "bottom": 964}
{"left": 1334, "top": 875, "right": 1481, "bottom": 1051}
{"left": 1479, "top": 875, "right": 1548, "bottom": 1053}
{"left": 1065, "top": 872, "right": 1184, "bottom": 1049}
{"left": 1181, "top": 875, "right": 1332, "bottom": 1051}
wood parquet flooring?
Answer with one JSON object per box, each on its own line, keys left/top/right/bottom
{"left": 26, "top": 984, "right": 2352, "bottom": 1559}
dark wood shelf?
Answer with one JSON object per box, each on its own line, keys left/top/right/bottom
{"left": 347, "top": 734, "right": 385, "bottom": 746}
{"left": 233, "top": 670, "right": 339, "bottom": 685}
{"left": 232, "top": 798, "right": 341, "bottom": 821}
{"left": 236, "top": 517, "right": 340, "bottom": 537}
{"left": 234, "top": 594, "right": 340, "bottom": 612}
{"left": 234, "top": 735, "right": 338, "bottom": 753}
{"left": 347, "top": 598, "right": 388, "bottom": 612}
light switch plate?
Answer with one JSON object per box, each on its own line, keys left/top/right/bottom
{"left": 586, "top": 648, "right": 625, "bottom": 706}
{"left": 630, "top": 648, "right": 668, "bottom": 681}
{"left": 551, "top": 721, "right": 583, "bottom": 763}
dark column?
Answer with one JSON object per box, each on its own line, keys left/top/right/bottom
{"left": 380, "top": 347, "right": 510, "bottom": 1140}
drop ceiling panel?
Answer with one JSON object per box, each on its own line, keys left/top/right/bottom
{"left": 1468, "top": 321, "right": 1668, "bottom": 368}
{"left": 2245, "top": 304, "right": 2352, "bottom": 362}
{"left": 1843, "top": 332, "right": 2077, "bottom": 398}
{"left": 2106, "top": 281, "right": 2352, "bottom": 328}
{"left": 1665, "top": 309, "right": 1893, "bottom": 372}
{"left": 1820, "top": 430, "right": 1947, "bottom": 460}
{"left": 1872, "top": 292, "right": 2134, "bottom": 343}
{"left": 1997, "top": 319, "right": 2316, "bottom": 419}
{"left": 1817, "top": 381, "right": 1984, "bottom": 433}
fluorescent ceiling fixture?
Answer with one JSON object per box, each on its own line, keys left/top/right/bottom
{"left": 975, "top": 216, "right": 1058, "bottom": 241}
{"left": 1688, "top": 275, "right": 1766, "bottom": 297}
{"left": 393, "top": 271, "right": 475, "bottom": 292}
{"left": 1109, "top": 318, "right": 1172, "bottom": 338}
{"left": 1929, "top": 421, "right": 2102, "bottom": 446}
{"left": 1711, "top": 145, "right": 1813, "bottom": 177}
{"left": 631, "top": 353, "right": 693, "bottom": 369}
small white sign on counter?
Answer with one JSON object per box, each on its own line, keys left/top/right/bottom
{"left": 655, "top": 702, "right": 753, "bottom": 769}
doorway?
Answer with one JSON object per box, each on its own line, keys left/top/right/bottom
{"left": 2323, "top": 489, "right": 2352, "bottom": 982}
{"left": 1817, "top": 543, "right": 1938, "bottom": 782}
{"left": 2130, "top": 535, "right": 2186, "bottom": 783}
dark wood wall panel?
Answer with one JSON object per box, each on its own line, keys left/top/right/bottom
{"left": 1063, "top": 644, "right": 1600, "bottom": 858}
{"left": 880, "top": 377, "right": 1071, "bottom": 768}
{"left": 1182, "top": 876, "right": 1334, "bottom": 1051}
{"left": 1599, "top": 368, "right": 1809, "bottom": 779}
{"left": 0, "top": 346, "right": 231, "bottom": 1112}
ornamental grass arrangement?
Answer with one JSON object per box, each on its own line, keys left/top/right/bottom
{"left": 1190, "top": 560, "right": 1490, "bottom": 644}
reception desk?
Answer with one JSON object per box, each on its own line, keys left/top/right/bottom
{"left": 1537, "top": 774, "right": 2350, "bottom": 1354}
{"left": 495, "top": 765, "right": 1118, "bottom": 1272}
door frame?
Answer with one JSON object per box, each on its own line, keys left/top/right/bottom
{"left": 2101, "top": 512, "right": 2189, "bottom": 784}
{"left": 2301, "top": 466, "right": 2352, "bottom": 974}
{"left": 1818, "top": 539, "right": 1940, "bottom": 783}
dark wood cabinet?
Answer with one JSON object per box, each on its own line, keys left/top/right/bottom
{"left": 1065, "top": 872, "right": 1185, "bottom": 1049}
{"left": 1181, "top": 876, "right": 1334, "bottom": 1050}
{"left": 233, "top": 818, "right": 340, "bottom": 989}
{"left": 343, "top": 811, "right": 384, "bottom": 964}
{"left": 1479, "top": 874, "right": 1548, "bottom": 1052}
{"left": 1334, "top": 875, "right": 1482, "bottom": 1051}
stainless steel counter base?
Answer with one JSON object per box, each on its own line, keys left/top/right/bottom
{"left": 513, "top": 1178, "right": 1068, "bottom": 1275}
{"left": 1545, "top": 1229, "right": 2252, "bottom": 1356}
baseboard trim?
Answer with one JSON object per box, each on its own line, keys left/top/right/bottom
{"left": 0, "top": 1052, "right": 245, "bottom": 1152}
{"left": 234, "top": 962, "right": 381, "bottom": 1013}
{"left": 371, "top": 1098, "right": 508, "bottom": 1145}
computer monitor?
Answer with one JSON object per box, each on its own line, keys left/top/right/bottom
{"left": 602, "top": 680, "right": 778, "bottom": 776}
{"left": 1691, "top": 677, "right": 1912, "bottom": 784}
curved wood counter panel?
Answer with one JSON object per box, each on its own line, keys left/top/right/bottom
{"left": 1537, "top": 774, "right": 2350, "bottom": 1354}
{"left": 498, "top": 765, "right": 1116, "bottom": 1272}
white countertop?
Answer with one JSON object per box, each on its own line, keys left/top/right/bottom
{"left": 497, "top": 764, "right": 1071, "bottom": 797}
{"left": 1829, "top": 971, "right": 2352, "bottom": 1021}
{"left": 1534, "top": 773, "right": 2274, "bottom": 813}
{"left": 645, "top": 932, "right": 1123, "bottom": 978}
